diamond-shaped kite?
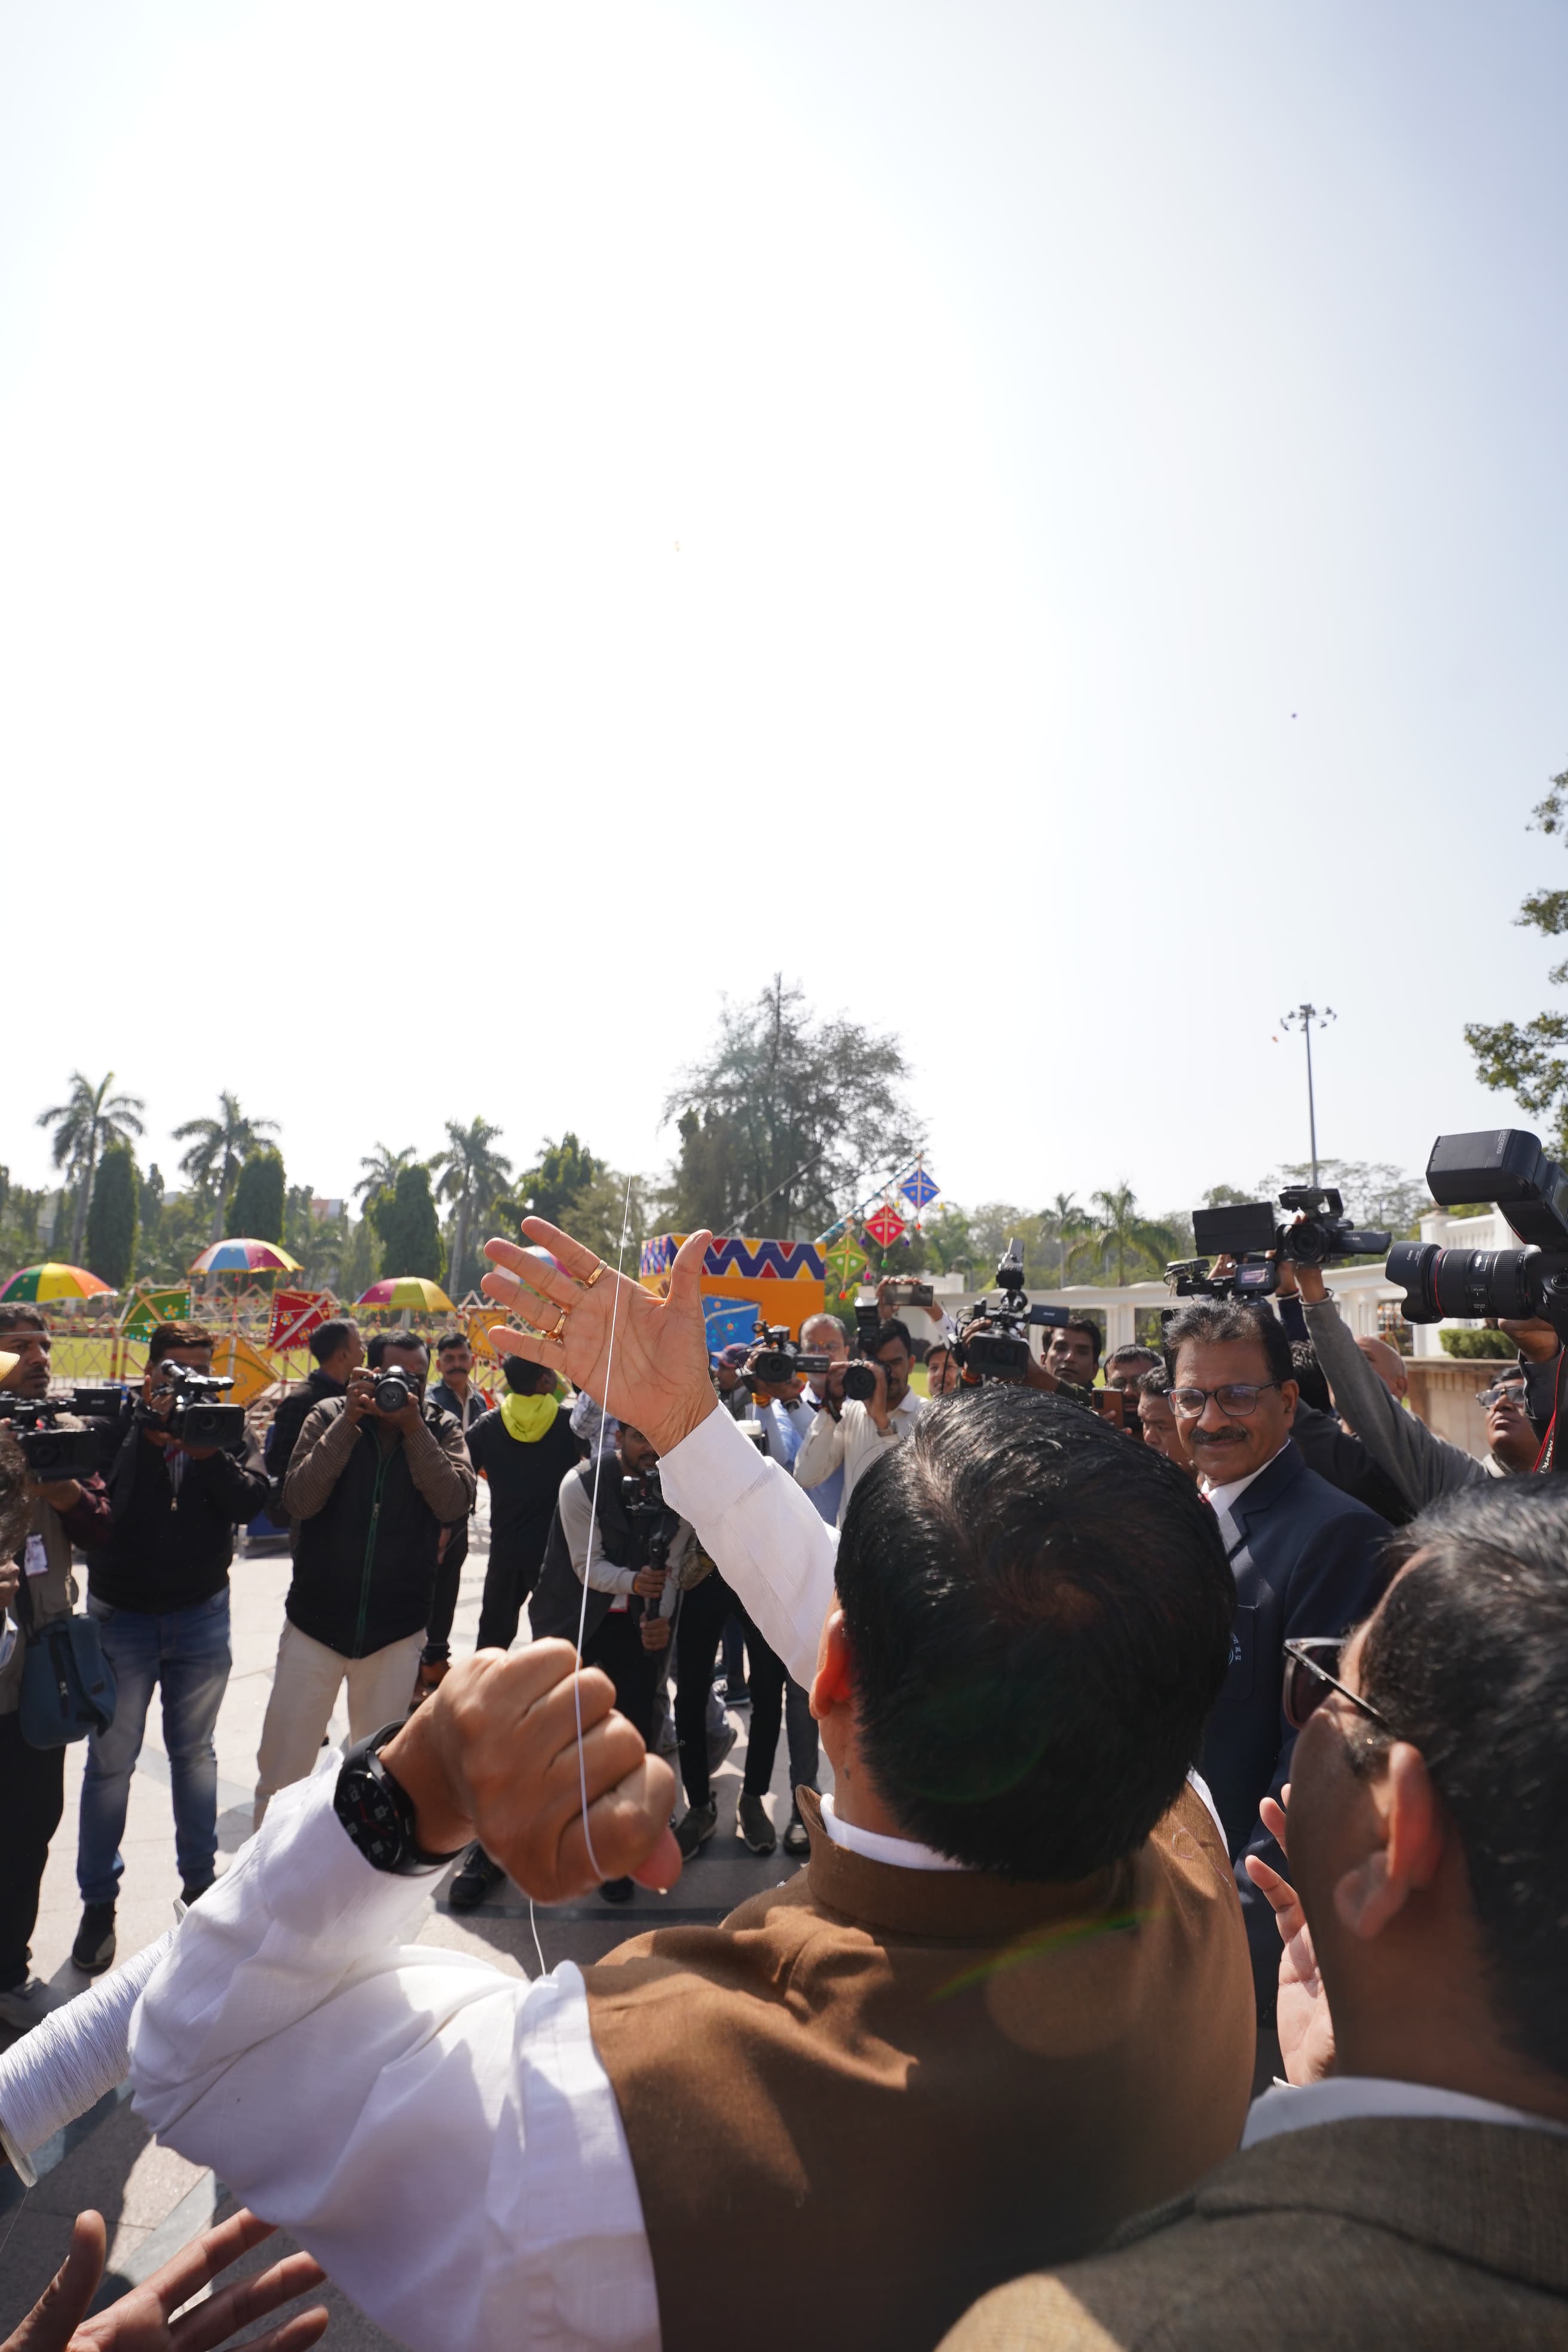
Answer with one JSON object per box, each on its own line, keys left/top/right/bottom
{"left": 900, "top": 1166, "right": 940, "bottom": 1212}
{"left": 864, "top": 1202, "right": 906, "bottom": 1248}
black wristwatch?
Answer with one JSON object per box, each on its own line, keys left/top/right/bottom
{"left": 333, "top": 1722, "right": 467, "bottom": 1875}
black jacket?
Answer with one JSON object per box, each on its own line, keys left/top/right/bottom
{"left": 285, "top": 1398, "right": 472, "bottom": 1657}
{"left": 265, "top": 1367, "right": 347, "bottom": 1483}
{"left": 1287, "top": 1406, "right": 1413, "bottom": 1526}
{"left": 1199, "top": 1443, "right": 1392, "bottom": 2019}
{"left": 530, "top": 1463, "right": 672, "bottom": 1649}
{"left": 468, "top": 1405, "right": 584, "bottom": 1576}
{"left": 89, "top": 1407, "right": 270, "bottom": 1615}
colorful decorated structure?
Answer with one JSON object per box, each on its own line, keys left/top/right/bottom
{"left": 639, "top": 1235, "right": 826, "bottom": 1354}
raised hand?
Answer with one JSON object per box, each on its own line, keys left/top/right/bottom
{"left": 1245, "top": 1787, "right": 1336, "bottom": 2085}
{"left": 4, "top": 2205, "right": 327, "bottom": 2352}
{"left": 481, "top": 1221, "right": 715, "bottom": 1457}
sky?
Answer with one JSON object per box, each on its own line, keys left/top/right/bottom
{"left": 4, "top": 0, "right": 1567, "bottom": 1228}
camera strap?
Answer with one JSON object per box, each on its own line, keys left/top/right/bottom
{"left": 1532, "top": 1350, "right": 1568, "bottom": 1474}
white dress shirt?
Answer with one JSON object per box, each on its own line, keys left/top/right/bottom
{"left": 1202, "top": 1440, "right": 1289, "bottom": 1521}
{"left": 793, "top": 1387, "right": 926, "bottom": 1527}
{"left": 1244, "top": 2075, "right": 1568, "bottom": 2148}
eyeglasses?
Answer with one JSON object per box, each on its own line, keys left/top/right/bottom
{"left": 1476, "top": 1382, "right": 1524, "bottom": 1409}
{"left": 1282, "top": 1637, "right": 1392, "bottom": 1734}
{"left": 1168, "top": 1380, "right": 1282, "bottom": 1419}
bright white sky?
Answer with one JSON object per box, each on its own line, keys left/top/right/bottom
{"left": 4, "top": 1, "right": 1567, "bottom": 1226}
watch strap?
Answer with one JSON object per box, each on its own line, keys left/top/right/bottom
{"left": 338, "top": 1722, "right": 467, "bottom": 1873}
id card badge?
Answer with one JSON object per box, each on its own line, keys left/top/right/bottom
{"left": 23, "top": 1533, "right": 48, "bottom": 1579}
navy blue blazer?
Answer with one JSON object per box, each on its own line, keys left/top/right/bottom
{"left": 1199, "top": 1440, "right": 1392, "bottom": 2018}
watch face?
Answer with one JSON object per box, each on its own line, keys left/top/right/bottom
{"left": 335, "top": 1765, "right": 404, "bottom": 1870}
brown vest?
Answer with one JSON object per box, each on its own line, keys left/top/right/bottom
{"left": 583, "top": 1782, "right": 1253, "bottom": 2352}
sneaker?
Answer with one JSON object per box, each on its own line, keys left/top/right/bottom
{"left": 0, "top": 1977, "right": 68, "bottom": 2032}
{"left": 72, "top": 1902, "right": 117, "bottom": 1977}
{"left": 736, "top": 1793, "right": 776, "bottom": 1855}
{"left": 706, "top": 1720, "right": 737, "bottom": 1775}
{"left": 782, "top": 1803, "right": 810, "bottom": 1857}
{"left": 675, "top": 1798, "right": 718, "bottom": 1860}
{"left": 448, "top": 1846, "right": 505, "bottom": 1914}
{"left": 720, "top": 1680, "right": 750, "bottom": 1708}
{"left": 598, "top": 1876, "right": 635, "bottom": 1905}
{"left": 180, "top": 1879, "right": 215, "bottom": 1907}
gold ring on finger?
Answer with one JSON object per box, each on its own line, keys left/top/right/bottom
{"left": 546, "top": 1308, "right": 571, "bottom": 1342}
{"left": 579, "top": 1262, "right": 607, "bottom": 1290}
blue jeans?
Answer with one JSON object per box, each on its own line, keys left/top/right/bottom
{"left": 78, "top": 1590, "right": 232, "bottom": 1904}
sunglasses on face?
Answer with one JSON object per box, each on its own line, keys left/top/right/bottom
{"left": 1169, "top": 1380, "right": 1282, "bottom": 1419}
{"left": 1282, "top": 1637, "right": 1392, "bottom": 1734}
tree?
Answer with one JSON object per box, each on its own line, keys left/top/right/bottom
{"left": 338, "top": 1214, "right": 381, "bottom": 1303}
{"left": 516, "top": 1133, "right": 605, "bottom": 1229}
{"left": 226, "top": 1148, "right": 287, "bottom": 1243}
{"left": 1255, "top": 1159, "right": 1432, "bottom": 1238}
{"left": 36, "top": 1071, "right": 146, "bottom": 1262}
{"left": 1038, "top": 1190, "right": 1092, "bottom": 1287}
{"left": 174, "top": 1093, "right": 280, "bottom": 1240}
{"left": 84, "top": 1140, "right": 139, "bottom": 1288}
{"left": 1084, "top": 1184, "right": 1177, "bottom": 1286}
{"left": 923, "top": 1202, "right": 979, "bottom": 1278}
{"left": 1465, "top": 768, "right": 1568, "bottom": 1156}
{"left": 434, "top": 1118, "right": 513, "bottom": 1298}
{"left": 664, "top": 1110, "right": 748, "bottom": 1237}
{"left": 966, "top": 1203, "right": 1036, "bottom": 1275}
{"left": 356, "top": 1142, "right": 421, "bottom": 1203}
{"left": 664, "top": 976, "right": 920, "bottom": 1238}
{"left": 368, "top": 1163, "right": 442, "bottom": 1279}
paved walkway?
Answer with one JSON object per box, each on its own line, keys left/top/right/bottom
{"left": 1, "top": 1503, "right": 820, "bottom": 2342}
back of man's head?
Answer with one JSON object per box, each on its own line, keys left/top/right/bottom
{"left": 1359, "top": 1482, "right": 1568, "bottom": 2080}
{"left": 835, "top": 1386, "right": 1235, "bottom": 1881}
{"left": 310, "top": 1318, "right": 356, "bottom": 1367}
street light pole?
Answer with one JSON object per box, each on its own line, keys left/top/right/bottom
{"left": 1280, "top": 1003, "right": 1336, "bottom": 1187}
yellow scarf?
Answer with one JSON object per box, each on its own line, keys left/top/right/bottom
{"left": 500, "top": 1389, "right": 559, "bottom": 1444}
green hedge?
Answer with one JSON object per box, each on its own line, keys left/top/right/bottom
{"left": 1439, "top": 1327, "right": 1515, "bottom": 1359}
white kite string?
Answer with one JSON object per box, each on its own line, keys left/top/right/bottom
{"left": 0, "top": 1930, "right": 176, "bottom": 2186}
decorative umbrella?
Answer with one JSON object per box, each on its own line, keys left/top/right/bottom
{"left": 189, "top": 1238, "right": 302, "bottom": 1275}
{"left": 0, "top": 1262, "right": 114, "bottom": 1303}
{"left": 356, "top": 1276, "right": 455, "bottom": 1312}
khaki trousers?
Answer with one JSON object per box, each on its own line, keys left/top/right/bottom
{"left": 253, "top": 1618, "right": 424, "bottom": 1828}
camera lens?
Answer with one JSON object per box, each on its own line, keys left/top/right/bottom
{"left": 1388, "top": 1241, "right": 1541, "bottom": 1324}
{"left": 841, "top": 1363, "right": 877, "bottom": 1402}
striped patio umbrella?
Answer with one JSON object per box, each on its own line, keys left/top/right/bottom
{"left": 0, "top": 1262, "right": 114, "bottom": 1302}
{"left": 356, "top": 1276, "right": 455, "bottom": 1312}
{"left": 189, "top": 1238, "right": 302, "bottom": 1275}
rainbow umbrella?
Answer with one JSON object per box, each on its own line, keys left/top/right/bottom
{"left": 189, "top": 1238, "right": 302, "bottom": 1276}
{"left": 356, "top": 1276, "right": 455, "bottom": 1312}
{"left": 0, "top": 1262, "right": 114, "bottom": 1303}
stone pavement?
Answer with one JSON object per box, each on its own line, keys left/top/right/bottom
{"left": 1, "top": 1500, "right": 824, "bottom": 2344}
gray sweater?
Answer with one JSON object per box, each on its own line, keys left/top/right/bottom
{"left": 1301, "top": 1297, "right": 1491, "bottom": 1512}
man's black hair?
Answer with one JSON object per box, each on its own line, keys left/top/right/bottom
{"left": 0, "top": 1304, "right": 48, "bottom": 1336}
{"left": 1164, "top": 1298, "right": 1294, "bottom": 1389}
{"left": 147, "top": 1322, "right": 215, "bottom": 1365}
{"left": 434, "top": 1331, "right": 468, "bottom": 1357}
{"left": 367, "top": 1328, "right": 428, "bottom": 1368}
{"left": 1105, "top": 1343, "right": 1161, "bottom": 1374}
{"left": 1289, "top": 1339, "right": 1333, "bottom": 1416}
{"left": 1059, "top": 1316, "right": 1102, "bottom": 1365}
{"left": 1136, "top": 1364, "right": 1172, "bottom": 1396}
{"left": 310, "top": 1318, "right": 357, "bottom": 1366}
{"left": 835, "top": 1386, "right": 1235, "bottom": 1880}
{"left": 503, "top": 1355, "right": 556, "bottom": 1396}
{"left": 1358, "top": 1480, "right": 1568, "bottom": 2080}
{"left": 869, "top": 1319, "right": 912, "bottom": 1356}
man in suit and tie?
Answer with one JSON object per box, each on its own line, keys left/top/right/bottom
{"left": 942, "top": 1475, "right": 1568, "bottom": 2350}
{"left": 1163, "top": 1298, "right": 1391, "bottom": 2017}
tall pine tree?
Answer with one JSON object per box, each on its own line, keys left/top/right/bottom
{"left": 225, "top": 1148, "right": 287, "bottom": 1242}
{"left": 368, "top": 1164, "right": 442, "bottom": 1278}
{"left": 85, "top": 1141, "right": 139, "bottom": 1288}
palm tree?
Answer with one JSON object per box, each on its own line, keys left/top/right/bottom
{"left": 1040, "top": 1189, "right": 1089, "bottom": 1286}
{"left": 434, "top": 1117, "right": 512, "bottom": 1297}
{"left": 355, "top": 1143, "right": 421, "bottom": 1204}
{"left": 36, "top": 1071, "right": 146, "bottom": 1263}
{"left": 1086, "top": 1183, "right": 1178, "bottom": 1287}
{"left": 173, "top": 1092, "right": 280, "bottom": 1240}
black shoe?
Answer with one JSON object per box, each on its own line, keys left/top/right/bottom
{"left": 675, "top": 1798, "right": 718, "bottom": 1860}
{"left": 180, "top": 1879, "right": 215, "bottom": 1908}
{"left": 598, "top": 1876, "right": 635, "bottom": 1905}
{"left": 72, "top": 1901, "right": 117, "bottom": 1977}
{"left": 736, "top": 1793, "right": 776, "bottom": 1855}
{"left": 448, "top": 1846, "right": 505, "bottom": 1913}
{"left": 782, "top": 1803, "right": 811, "bottom": 1857}
{"left": 722, "top": 1682, "right": 751, "bottom": 1708}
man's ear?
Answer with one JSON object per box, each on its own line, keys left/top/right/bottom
{"left": 809, "top": 1607, "right": 855, "bottom": 1724}
{"left": 1334, "top": 1742, "right": 1444, "bottom": 1940}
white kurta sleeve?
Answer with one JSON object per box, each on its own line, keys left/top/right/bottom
{"left": 129, "top": 1761, "right": 659, "bottom": 2352}
{"left": 657, "top": 1404, "right": 836, "bottom": 1686}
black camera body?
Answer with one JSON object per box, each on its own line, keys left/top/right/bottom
{"left": 841, "top": 1301, "right": 886, "bottom": 1401}
{"left": 146, "top": 1364, "right": 247, "bottom": 1448}
{"left": 0, "top": 1397, "right": 103, "bottom": 1479}
{"left": 747, "top": 1325, "right": 832, "bottom": 1391}
{"left": 372, "top": 1368, "right": 418, "bottom": 1416}
{"left": 1164, "top": 1255, "right": 1279, "bottom": 1302}
{"left": 953, "top": 1242, "right": 1071, "bottom": 1385}
{"left": 1388, "top": 1129, "right": 1568, "bottom": 1337}
{"left": 621, "top": 1466, "right": 675, "bottom": 1570}
{"left": 1176, "top": 1187, "right": 1392, "bottom": 1301}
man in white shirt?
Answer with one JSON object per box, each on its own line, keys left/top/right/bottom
{"left": 794, "top": 1315, "right": 924, "bottom": 1526}
{"left": 130, "top": 1221, "right": 1253, "bottom": 2352}
{"left": 942, "top": 1474, "right": 1568, "bottom": 2348}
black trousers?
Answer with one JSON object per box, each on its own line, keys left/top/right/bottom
{"left": 0, "top": 1710, "right": 66, "bottom": 1989}
{"left": 675, "top": 1573, "right": 819, "bottom": 1810}
{"left": 476, "top": 1548, "right": 543, "bottom": 1654}
{"left": 583, "top": 1607, "right": 661, "bottom": 1748}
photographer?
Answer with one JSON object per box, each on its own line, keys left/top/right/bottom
{"left": 71, "top": 1321, "right": 268, "bottom": 1978}
{"left": 254, "top": 1330, "right": 475, "bottom": 1827}
{"left": 0, "top": 1310, "right": 111, "bottom": 2031}
{"left": 1043, "top": 1316, "right": 1102, "bottom": 1391}
{"left": 263, "top": 1317, "right": 364, "bottom": 1489}
{"left": 1104, "top": 1343, "right": 1162, "bottom": 1391}
{"left": 794, "top": 1316, "right": 924, "bottom": 1526}
{"left": 527, "top": 1422, "right": 690, "bottom": 1901}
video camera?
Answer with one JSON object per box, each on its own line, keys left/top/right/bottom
{"left": 142, "top": 1363, "right": 246, "bottom": 1448}
{"left": 1170, "top": 1187, "right": 1393, "bottom": 1300}
{"left": 953, "top": 1242, "right": 1071, "bottom": 1384}
{"left": 1388, "top": 1129, "right": 1568, "bottom": 1339}
{"left": 841, "top": 1300, "right": 887, "bottom": 1401}
{"left": 621, "top": 1465, "right": 675, "bottom": 1570}
{"left": 748, "top": 1325, "right": 833, "bottom": 1391}
{"left": 0, "top": 1396, "right": 102, "bottom": 1479}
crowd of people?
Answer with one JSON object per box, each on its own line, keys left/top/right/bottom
{"left": 2, "top": 1220, "right": 1566, "bottom": 2350}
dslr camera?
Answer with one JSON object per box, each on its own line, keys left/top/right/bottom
{"left": 953, "top": 1242, "right": 1071, "bottom": 1384}
{"left": 1171, "top": 1187, "right": 1393, "bottom": 1300}
{"left": 747, "top": 1325, "right": 832, "bottom": 1391}
{"left": 145, "top": 1364, "right": 247, "bottom": 1448}
{"left": 841, "top": 1300, "right": 887, "bottom": 1402}
{"left": 371, "top": 1367, "right": 419, "bottom": 1416}
{"left": 1389, "top": 1129, "right": 1568, "bottom": 1339}
{"left": 621, "top": 1465, "right": 676, "bottom": 1570}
